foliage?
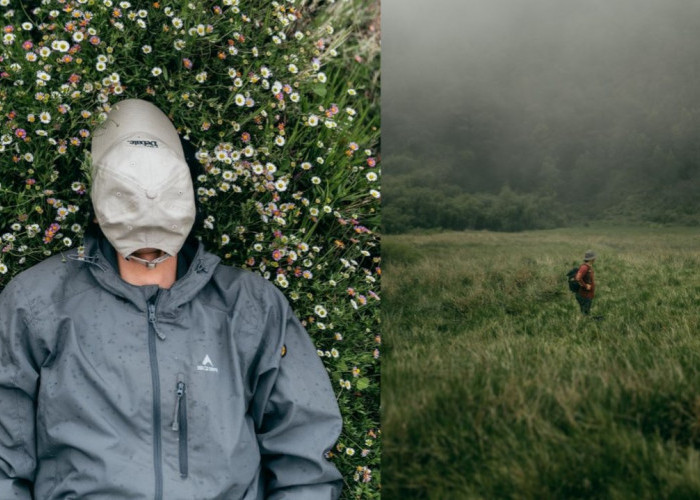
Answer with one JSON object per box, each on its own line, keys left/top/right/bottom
{"left": 383, "top": 227, "right": 700, "bottom": 499}
{"left": 383, "top": 174, "right": 566, "bottom": 233}
{"left": 0, "top": 0, "right": 379, "bottom": 497}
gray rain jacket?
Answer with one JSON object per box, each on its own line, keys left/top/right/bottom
{"left": 0, "top": 233, "right": 342, "bottom": 499}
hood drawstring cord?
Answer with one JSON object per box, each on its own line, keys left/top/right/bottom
{"left": 66, "top": 252, "right": 108, "bottom": 272}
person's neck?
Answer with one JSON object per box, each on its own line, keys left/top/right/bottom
{"left": 117, "top": 250, "right": 178, "bottom": 289}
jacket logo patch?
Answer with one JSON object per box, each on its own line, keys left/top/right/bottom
{"left": 196, "top": 354, "right": 219, "bottom": 373}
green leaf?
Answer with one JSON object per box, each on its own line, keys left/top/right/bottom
{"left": 356, "top": 377, "right": 370, "bottom": 390}
{"left": 312, "top": 84, "right": 327, "bottom": 97}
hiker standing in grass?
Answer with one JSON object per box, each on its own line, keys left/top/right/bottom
{"left": 575, "top": 250, "right": 596, "bottom": 315}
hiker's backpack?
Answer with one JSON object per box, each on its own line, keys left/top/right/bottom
{"left": 566, "top": 266, "right": 580, "bottom": 293}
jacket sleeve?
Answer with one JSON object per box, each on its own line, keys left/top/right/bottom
{"left": 0, "top": 281, "right": 39, "bottom": 499}
{"left": 252, "top": 285, "right": 343, "bottom": 500}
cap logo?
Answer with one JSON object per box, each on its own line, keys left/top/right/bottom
{"left": 127, "top": 139, "right": 159, "bottom": 148}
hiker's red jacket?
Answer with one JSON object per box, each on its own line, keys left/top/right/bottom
{"left": 576, "top": 263, "right": 595, "bottom": 299}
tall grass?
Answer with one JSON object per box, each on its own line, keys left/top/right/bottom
{"left": 383, "top": 227, "right": 700, "bottom": 499}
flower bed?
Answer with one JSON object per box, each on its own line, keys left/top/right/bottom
{"left": 1, "top": 1, "right": 380, "bottom": 497}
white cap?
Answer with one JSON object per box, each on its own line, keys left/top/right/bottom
{"left": 90, "top": 99, "right": 196, "bottom": 258}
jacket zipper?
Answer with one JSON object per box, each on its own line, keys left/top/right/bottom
{"left": 147, "top": 297, "right": 164, "bottom": 500}
{"left": 171, "top": 375, "right": 189, "bottom": 478}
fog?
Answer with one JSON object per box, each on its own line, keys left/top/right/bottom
{"left": 382, "top": 0, "right": 700, "bottom": 230}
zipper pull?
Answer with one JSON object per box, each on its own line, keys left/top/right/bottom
{"left": 171, "top": 381, "right": 185, "bottom": 431}
{"left": 172, "top": 376, "right": 189, "bottom": 479}
{"left": 148, "top": 303, "right": 157, "bottom": 323}
{"left": 148, "top": 302, "right": 166, "bottom": 340}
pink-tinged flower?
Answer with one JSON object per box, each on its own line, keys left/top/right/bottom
{"left": 358, "top": 295, "right": 367, "bottom": 306}
{"left": 15, "top": 129, "right": 27, "bottom": 139}
{"left": 245, "top": 257, "right": 255, "bottom": 267}
{"left": 241, "top": 132, "right": 250, "bottom": 143}
{"left": 367, "top": 157, "right": 376, "bottom": 167}
{"left": 361, "top": 467, "right": 372, "bottom": 483}
{"left": 347, "top": 287, "right": 356, "bottom": 296}
{"left": 68, "top": 73, "right": 81, "bottom": 84}
{"left": 43, "top": 223, "right": 61, "bottom": 244}
{"left": 272, "top": 249, "right": 282, "bottom": 261}
{"left": 182, "top": 58, "right": 193, "bottom": 69}
{"left": 327, "top": 103, "right": 339, "bottom": 117}
{"left": 89, "top": 35, "right": 100, "bottom": 45}
{"left": 22, "top": 40, "right": 33, "bottom": 50}
{"left": 25, "top": 178, "right": 36, "bottom": 186}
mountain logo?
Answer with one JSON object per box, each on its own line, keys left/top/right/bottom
{"left": 196, "top": 354, "right": 219, "bottom": 373}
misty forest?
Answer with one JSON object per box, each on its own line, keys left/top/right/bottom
{"left": 382, "top": 0, "right": 700, "bottom": 232}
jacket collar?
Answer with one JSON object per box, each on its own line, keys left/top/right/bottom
{"left": 81, "top": 231, "right": 221, "bottom": 313}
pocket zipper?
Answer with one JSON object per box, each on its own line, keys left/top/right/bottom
{"left": 171, "top": 376, "right": 188, "bottom": 478}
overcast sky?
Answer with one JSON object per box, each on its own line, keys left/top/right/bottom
{"left": 382, "top": 0, "right": 700, "bottom": 148}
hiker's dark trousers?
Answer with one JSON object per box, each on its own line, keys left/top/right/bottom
{"left": 576, "top": 295, "right": 593, "bottom": 315}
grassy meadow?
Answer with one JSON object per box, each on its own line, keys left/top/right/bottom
{"left": 382, "top": 226, "right": 700, "bottom": 499}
